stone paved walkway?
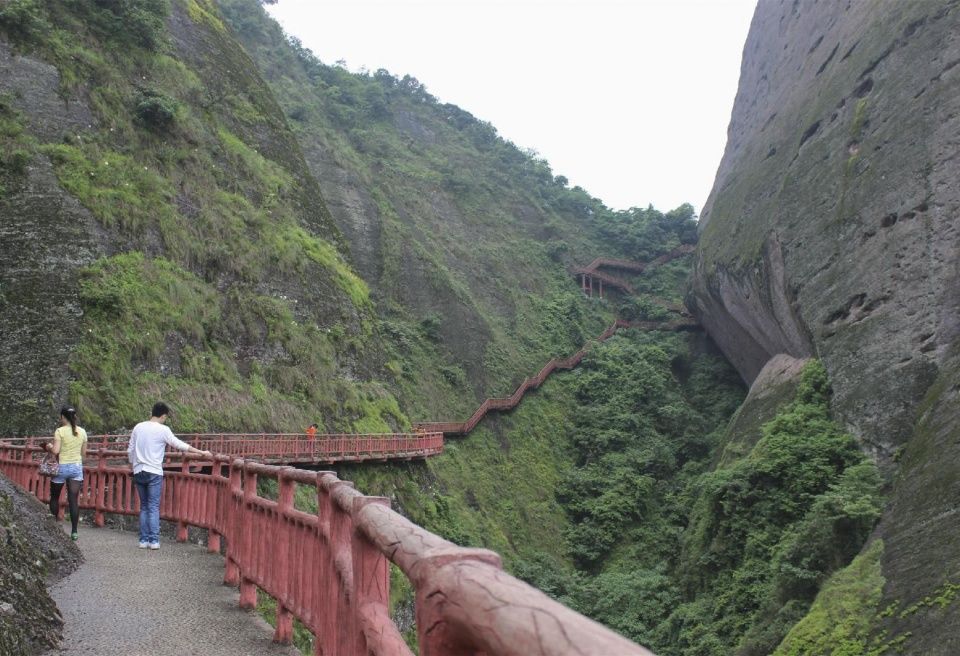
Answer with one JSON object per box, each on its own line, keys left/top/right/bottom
{"left": 44, "top": 526, "right": 301, "bottom": 656}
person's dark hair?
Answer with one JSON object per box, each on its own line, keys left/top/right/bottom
{"left": 60, "top": 406, "right": 78, "bottom": 436}
{"left": 309, "top": 423, "right": 318, "bottom": 429}
{"left": 151, "top": 402, "right": 170, "bottom": 418}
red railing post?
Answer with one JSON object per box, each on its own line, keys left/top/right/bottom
{"left": 351, "top": 496, "right": 394, "bottom": 655}
{"left": 207, "top": 457, "right": 225, "bottom": 554}
{"left": 238, "top": 462, "right": 259, "bottom": 610}
{"left": 324, "top": 477, "right": 357, "bottom": 656}
{"left": 94, "top": 454, "right": 106, "bottom": 527}
{"left": 273, "top": 467, "right": 296, "bottom": 644}
{"left": 176, "top": 456, "right": 190, "bottom": 542}
{"left": 223, "top": 460, "right": 243, "bottom": 587}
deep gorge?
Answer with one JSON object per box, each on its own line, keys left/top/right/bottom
{"left": 1, "top": 0, "right": 958, "bottom": 654}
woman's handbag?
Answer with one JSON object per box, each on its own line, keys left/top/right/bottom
{"left": 38, "top": 453, "right": 59, "bottom": 477}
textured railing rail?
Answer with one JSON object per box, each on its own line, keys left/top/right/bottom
{"left": 0, "top": 444, "right": 655, "bottom": 656}
{"left": 1, "top": 432, "right": 444, "bottom": 465}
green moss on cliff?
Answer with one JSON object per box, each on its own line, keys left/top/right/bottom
{"left": 0, "top": 0, "right": 397, "bottom": 434}
{"left": 0, "top": 93, "right": 34, "bottom": 199}
{"left": 68, "top": 252, "right": 392, "bottom": 431}
{"left": 44, "top": 144, "right": 182, "bottom": 234}
{"left": 773, "top": 539, "right": 886, "bottom": 656}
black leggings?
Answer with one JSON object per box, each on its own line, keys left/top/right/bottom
{"left": 50, "top": 479, "right": 82, "bottom": 533}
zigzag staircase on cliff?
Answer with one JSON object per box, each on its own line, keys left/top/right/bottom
{"left": 416, "top": 244, "right": 699, "bottom": 435}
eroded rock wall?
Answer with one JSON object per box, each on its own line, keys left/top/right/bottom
{"left": 0, "top": 42, "right": 106, "bottom": 433}
{"left": 692, "top": 0, "right": 960, "bottom": 651}
{"left": 691, "top": 0, "right": 960, "bottom": 460}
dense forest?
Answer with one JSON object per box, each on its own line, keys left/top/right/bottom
{"left": 0, "top": 1, "right": 888, "bottom": 654}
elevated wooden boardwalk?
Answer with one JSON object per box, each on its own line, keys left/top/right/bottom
{"left": 572, "top": 243, "right": 695, "bottom": 298}
{"left": 2, "top": 432, "right": 444, "bottom": 467}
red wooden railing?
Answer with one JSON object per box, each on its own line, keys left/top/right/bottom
{"left": 2, "top": 432, "right": 444, "bottom": 465}
{"left": 0, "top": 444, "right": 655, "bottom": 656}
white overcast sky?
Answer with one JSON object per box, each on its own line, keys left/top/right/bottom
{"left": 266, "top": 0, "right": 758, "bottom": 214}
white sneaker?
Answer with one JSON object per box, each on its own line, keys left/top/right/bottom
{"left": 138, "top": 542, "right": 149, "bottom": 549}
{"left": 149, "top": 542, "right": 160, "bottom": 550}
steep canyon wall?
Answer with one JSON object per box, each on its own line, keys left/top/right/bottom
{"left": 691, "top": 0, "right": 960, "bottom": 651}
{"left": 693, "top": 0, "right": 960, "bottom": 458}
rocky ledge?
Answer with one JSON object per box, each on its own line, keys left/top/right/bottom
{"left": 0, "top": 473, "right": 82, "bottom": 656}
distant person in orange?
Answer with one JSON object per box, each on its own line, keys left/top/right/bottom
{"left": 306, "top": 423, "right": 318, "bottom": 440}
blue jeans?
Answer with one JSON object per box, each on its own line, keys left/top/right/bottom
{"left": 52, "top": 462, "right": 83, "bottom": 483}
{"left": 133, "top": 471, "right": 163, "bottom": 544}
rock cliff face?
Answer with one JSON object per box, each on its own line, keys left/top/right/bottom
{"left": 0, "top": 1, "right": 391, "bottom": 435}
{"left": 692, "top": 0, "right": 960, "bottom": 650}
{"left": 0, "top": 42, "right": 105, "bottom": 433}
{"left": 691, "top": 0, "right": 960, "bottom": 460}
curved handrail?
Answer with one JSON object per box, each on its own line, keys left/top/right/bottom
{"left": 0, "top": 445, "right": 656, "bottom": 656}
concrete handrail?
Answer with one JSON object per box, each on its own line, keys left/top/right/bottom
{"left": 0, "top": 444, "right": 656, "bottom": 656}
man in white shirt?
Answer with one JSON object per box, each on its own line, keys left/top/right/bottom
{"left": 128, "top": 402, "right": 212, "bottom": 550}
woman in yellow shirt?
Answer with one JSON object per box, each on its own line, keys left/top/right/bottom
{"left": 44, "top": 407, "right": 88, "bottom": 541}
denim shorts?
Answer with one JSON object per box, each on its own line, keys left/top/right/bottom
{"left": 52, "top": 462, "right": 84, "bottom": 483}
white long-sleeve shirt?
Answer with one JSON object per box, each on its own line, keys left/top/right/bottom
{"left": 128, "top": 420, "right": 191, "bottom": 476}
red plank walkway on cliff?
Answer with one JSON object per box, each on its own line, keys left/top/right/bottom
{"left": 572, "top": 243, "right": 695, "bottom": 297}
{"left": 5, "top": 431, "right": 445, "bottom": 466}
{"left": 414, "top": 317, "right": 698, "bottom": 435}
{"left": 0, "top": 445, "right": 655, "bottom": 656}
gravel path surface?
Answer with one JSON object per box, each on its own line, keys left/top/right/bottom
{"left": 44, "top": 526, "right": 301, "bottom": 656}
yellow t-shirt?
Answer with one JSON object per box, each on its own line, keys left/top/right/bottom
{"left": 54, "top": 425, "right": 87, "bottom": 465}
